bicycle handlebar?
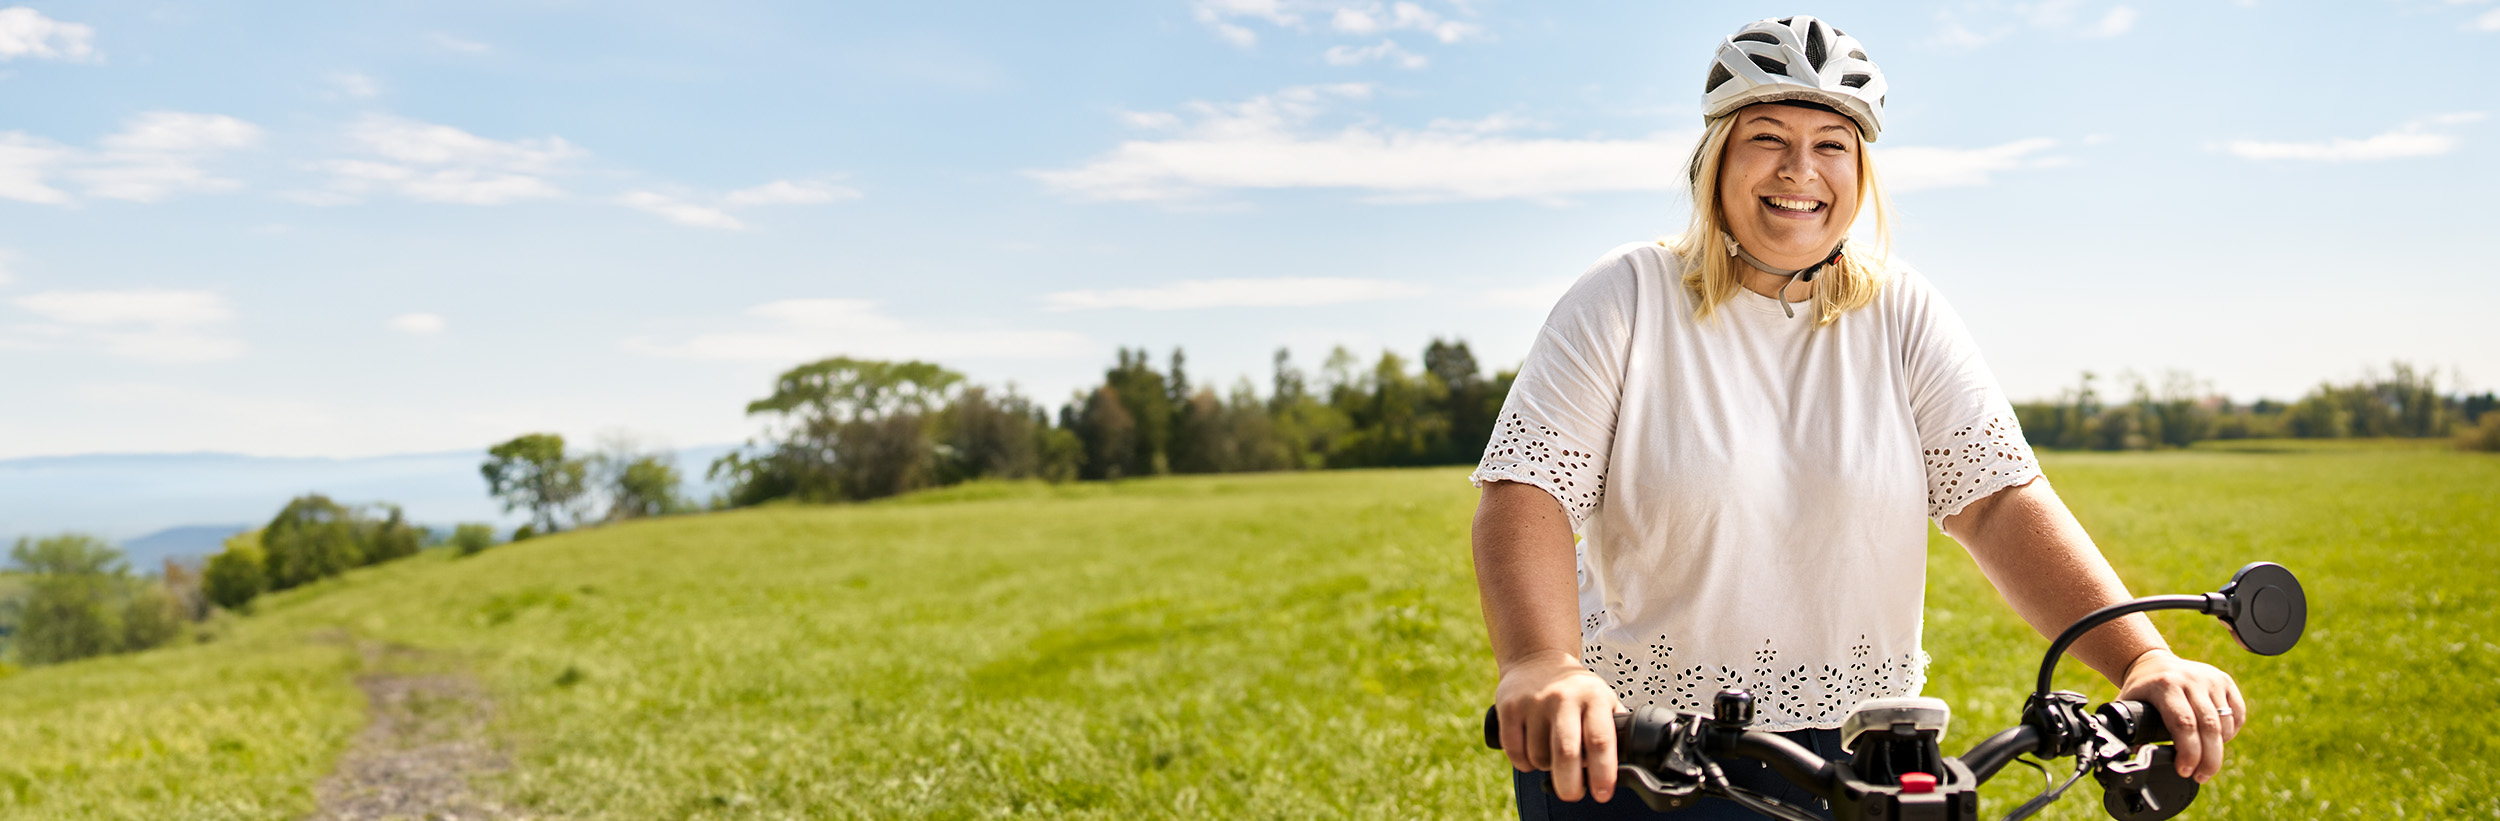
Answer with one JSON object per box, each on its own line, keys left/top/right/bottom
{"left": 1476, "top": 562, "right": 2303, "bottom": 821}
{"left": 1482, "top": 699, "right": 2168, "bottom": 787}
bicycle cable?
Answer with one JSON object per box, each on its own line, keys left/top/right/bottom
{"left": 2000, "top": 754, "right": 2093, "bottom": 821}
{"left": 1698, "top": 757, "right": 1826, "bottom": 821}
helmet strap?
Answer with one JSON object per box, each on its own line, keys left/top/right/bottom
{"left": 1723, "top": 233, "right": 1846, "bottom": 319}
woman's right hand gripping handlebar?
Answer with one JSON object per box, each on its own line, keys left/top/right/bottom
{"left": 1474, "top": 480, "right": 1622, "bottom": 804}
{"left": 1494, "top": 651, "right": 1625, "bottom": 803}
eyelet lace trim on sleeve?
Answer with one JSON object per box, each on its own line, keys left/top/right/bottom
{"left": 1470, "top": 412, "right": 1606, "bottom": 528}
{"left": 1583, "top": 629, "right": 1930, "bottom": 732}
{"left": 1923, "top": 414, "right": 2042, "bottom": 523}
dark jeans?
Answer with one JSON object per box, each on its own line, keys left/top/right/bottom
{"left": 1511, "top": 727, "right": 1844, "bottom": 821}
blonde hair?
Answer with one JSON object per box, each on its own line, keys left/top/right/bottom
{"left": 1666, "top": 114, "right": 1897, "bottom": 327}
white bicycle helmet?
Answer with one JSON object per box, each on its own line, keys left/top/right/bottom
{"left": 1702, "top": 16, "right": 1887, "bottom": 142}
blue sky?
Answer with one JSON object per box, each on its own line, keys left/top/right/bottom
{"left": 1, "top": 0, "right": 2495, "bottom": 460}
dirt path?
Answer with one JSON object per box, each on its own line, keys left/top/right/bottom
{"left": 307, "top": 666, "right": 520, "bottom": 821}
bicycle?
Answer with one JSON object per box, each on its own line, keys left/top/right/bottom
{"left": 1485, "top": 562, "right": 2307, "bottom": 821}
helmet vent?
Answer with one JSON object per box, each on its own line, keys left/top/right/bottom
{"left": 1706, "top": 63, "right": 1735, "bottom": 92}
{"left": 1840, "top": 73, "right": 1870, "bottom": 89}
{"left": 1848, "top": 49, "right": 1866, "bottom": 61}
{"left": 1733, "top": 31, "right": 1779, "bottom": 45}
{"left": 1748, "top": 54, "right": 1787, "bottom": 75}
{"left": 1805, "top": 22, "right": 1827, "bottom": 69}
{"left": 1777, "top": 16, "right": 1795, "bottom": 26}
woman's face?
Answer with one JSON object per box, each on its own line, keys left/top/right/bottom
{"left": 1715, "top": 102, "right": 1861, "bottom": 270}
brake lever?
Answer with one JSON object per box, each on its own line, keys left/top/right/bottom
{"left": 2093, "top": 745, "right": 2198, "bottom": 820}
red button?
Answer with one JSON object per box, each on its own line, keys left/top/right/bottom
{"left": 1899, "top": 773, "right": 1938, "bottom": 794}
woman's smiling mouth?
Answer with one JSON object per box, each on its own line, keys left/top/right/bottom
{"left": 1762, "top": 196, "right": 1825, "bottom": 214}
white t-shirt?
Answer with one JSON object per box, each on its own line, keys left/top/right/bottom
{"left": 1470, "top": 241, "right": 2041, "bottom": 731}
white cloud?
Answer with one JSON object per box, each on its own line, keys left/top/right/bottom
{"left": 625, "top": 299, "right": 1091, "bottom": 362}
{"left": 0, "top": 6, "right": 96, "bottom": 62}
{"left": 329, "top": 71, "right": 380, "bottom": 99}
{"left": 9, "top": 289, "right": 245, "bottom": 362}
{"left": 1324, "top": 39, "right": 1428, "bottom": 69}
{"left": 0, "top": 132, "right": 71, "bottom": 204}
{"left": 431, "top": 32, "right": 489, "bottom": 53}
{"left": 2087, "top": 6, "right": 2137, "bottom": 37}
{"left": 0, "top": 112, "right": 260, "bottom": 204}
{"left": 1197, "top": 0, "right": 1481, "bottom": 51}
{"left": 618, "top": 190, "right": 745, "bottom": 230}
{"left": 2222, "top": 113, "right": 2484, "bottom": 162}
{"left": 1330, "top": 2, "right": 1482, "bottom": 42}
{"left": 1044, "top": 277, "right": 1426, "bottom": 311}
{"left": 2476, "top": 6, "right": 2500, "bottom": 30}
{"left": 387, "top": 312, "right": 445, "bottom": 334}
{"left": 1932, "top": 1, "right": 2140, "bottom": 47}
{"left": 311, "top": 114, "right": 578, "bottom": 204}
{"left": 722, "top": 179, "right": 861, "bottom": 206}
{"left": 71, "top": 112, "right": 263, "bottom": 202}
{"left": 1034, "top": 85, "right": 2063, "bottom": 204}
{"left": 1880, "top": 138, "right": 2063, "bottom": 191}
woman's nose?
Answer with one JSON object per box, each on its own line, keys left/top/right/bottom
{"left": 1777, "top": 146, "right": 1816, "bottom": 182}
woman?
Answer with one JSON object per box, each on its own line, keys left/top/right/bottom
{"left": 1471, "top": 16, "right": 2246, "bottom": 819}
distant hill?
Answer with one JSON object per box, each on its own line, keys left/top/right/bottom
{"left": 0, "top": 446, "right": 738, "bottom": 544}
{"left": 118, "top": 524, "right": 253, "bottom": 572}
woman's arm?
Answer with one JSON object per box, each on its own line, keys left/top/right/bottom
{"left": 1942, "top": 478, "right": 2248, "bottom": 783}
{"left": 1474, "top": 480, "right": 1620, "bottom": 803}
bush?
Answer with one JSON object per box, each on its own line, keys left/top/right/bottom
{"left": 202, "top": 531, "right": 267, "bottom": 612}
{"left": 8, "top": 535, "right": 123, "bottom": 665}
{"left": 450, "top": 523, "right": 500, "bottom": 556}
{"left": 2462, "top": 413, "right": 2500, "bottom": 453}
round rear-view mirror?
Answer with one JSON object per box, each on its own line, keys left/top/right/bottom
{"left": 2218, "top": 562, "right": 2305, "bottom": 656}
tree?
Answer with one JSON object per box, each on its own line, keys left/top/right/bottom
{"left": 449, "top": 523, "right": 500, "bottom": 556}
{"left": 714, "top": 357, "right": 964, "bottom": 504}
{"left": 262, "top": 495, "right": 363, "bottom": 590}
{"left": 483, "top": 433, "right": 589, "bottom": 532}
{"left": 589, "top": 436, "right": 688, "bottom": 521}
{"left": 7, "top": 534, "right": 124, "bottom": 665}
{"left": 202, "top": 530, "right": 267, "bottom": 611}
{"left": 361, "top": 504, "right": 423, "bottom": 564}
{"left": 1073, "top": 385, "right": 1138, "bottom": 480}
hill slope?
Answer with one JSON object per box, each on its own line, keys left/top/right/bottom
{"left": 1, "top": 448, "right": 2494, "bottom": 819}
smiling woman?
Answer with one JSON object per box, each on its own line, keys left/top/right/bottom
{"left": 1470, "top": 15, "right": 2249, "bottom": 821}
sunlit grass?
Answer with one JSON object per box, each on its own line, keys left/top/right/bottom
{"left": 1, "top": 443, "right": 2492, "bottom": 818}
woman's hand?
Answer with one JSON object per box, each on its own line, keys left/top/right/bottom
{"left": 2115, "top": 649, "right": 2246, "bottom": 783}
{"left": 1493, "top": 651, "right": 1623, "bottom": 803}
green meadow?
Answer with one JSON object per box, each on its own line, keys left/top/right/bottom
{"left": 1, "top": 442, "right": 2494, "bottom": 819}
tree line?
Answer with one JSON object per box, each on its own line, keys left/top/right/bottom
{"left": 705, "top": 340, "right": 1513, "bottom": 505}
{"left": 2013, "top": 363, "right": 2500, "bottom": 451}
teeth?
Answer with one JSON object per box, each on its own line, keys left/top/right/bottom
{"left": 1766, "top": 196, "right": 1822, "bottom": 212}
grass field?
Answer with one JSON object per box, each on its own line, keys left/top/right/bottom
{"left": 0, "top": 441, "right": 2493, "bottom": 819}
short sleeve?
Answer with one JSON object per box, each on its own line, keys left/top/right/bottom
{"left": 1470, "top": 249, "right": 1642, "bottom": 531}
{"left": 1896, "top": 272, "right": 2043, "bottom": 523}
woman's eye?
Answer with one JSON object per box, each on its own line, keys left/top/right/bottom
{"left": 1817, "top": 142, "right": 1848, "bottom": 152}
{"left": 1752, "top": 135, "right": 1785, "bottom": 145}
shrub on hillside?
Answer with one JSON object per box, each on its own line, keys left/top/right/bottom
{"left": 202, "top": 530, "right": 267, "bottom": 611}
{"left": 449, "top": 523, "right": 499, "bottom": 556}
{"left": 4, "top": 534, "right": 186, "bottom": 665}
{"left": 263, "top": 495, "right": 364, "bottom": 590}
{"left": 2461, "top": 413, "right": 2500, "bottom": 453}
{"left": 6, "top": 535, "right": 122, "bottom": 665}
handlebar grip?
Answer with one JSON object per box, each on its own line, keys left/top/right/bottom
{"left": 2101, "top": 700, "right": 2172, "bottom": 746}
{"left": 1481, "top": 706, "right": 1636, "bottom": 751}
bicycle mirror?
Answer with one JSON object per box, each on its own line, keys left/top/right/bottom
{"left": 2217, "top": 562, "right": 2305, "bottom": 656}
